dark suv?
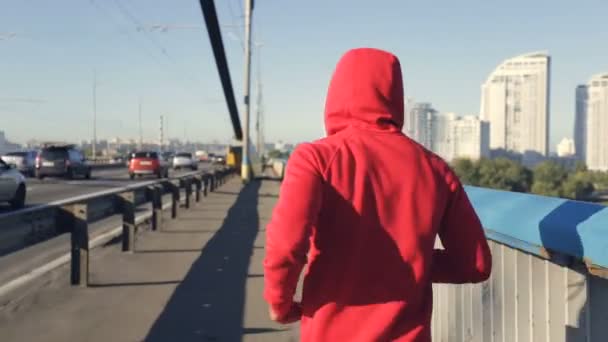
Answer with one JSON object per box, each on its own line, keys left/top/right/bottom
{"left": 35, "top": 145, "right": 92, "bottom": 179}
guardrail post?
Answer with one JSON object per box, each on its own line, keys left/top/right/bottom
{"left": 210, "top": 174, "right": 216, "bottom": 192}
{"left": 203, "top": 175, "right": 209, "bottom": 197}
{"left": 170, "top": 182, "right": 179, "bottom": 219}
{"left": 194, "top": 176, "right": 202, "bottom": 203}
{"left": 119, "top": 191, "right": 136, "bottom": 252}
{"left": 66, "top": 203, "right": 89, "bottom": 286}
{"left": 154, "top": 185, "right": 163, "bottom": 230}
{"left": 147, "top": 185, "right": 163, "bottom": 231}
{"left": 183, "top": 178, "right": 192, "bottom": 209}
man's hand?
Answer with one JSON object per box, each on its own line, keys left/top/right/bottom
{"left": 269, "top": 302, "right": 302, "bottom": 324}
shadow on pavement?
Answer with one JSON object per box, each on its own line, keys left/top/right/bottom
{"left": 89, "top": 280, "right": 182, "bottom": 288}
{"left": 214, "top": 190, "right": 279, "bottom": 198}
{"left": 136, "top": 249, "right": 203, "bottom": 254}
{"left": 145, "top": 181, "right": 273, "bottom": 341}
{"left": 156, "top": 229, "right": 218, "bottom": 234}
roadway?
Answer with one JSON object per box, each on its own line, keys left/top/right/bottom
{"left": 0, "top": 163, "right": 212, "bottom": 212}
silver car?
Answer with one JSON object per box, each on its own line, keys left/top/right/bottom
{"left": 1, "top": 151, "right": 37, "bottom": 176}
{"left": 0, "top": 158, "right": 26, "bottom": 209}
{"left": 172, "top": 152, "right": 198, "bottom": 170}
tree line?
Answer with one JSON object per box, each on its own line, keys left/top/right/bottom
{"left": 451, "top": 158, "right": 608, "bottom": 201}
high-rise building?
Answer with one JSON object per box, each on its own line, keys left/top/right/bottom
{"left": 406, "top": 102, "right": 437, "bottom": 150}
{"left": 574, "top": 85, "right": 588, "bottom": 161}
{"left": 480, "top": 52, "right": 550, "bottom": 159}
{"left": 557, "top": 138, "right": 576, "bottom": 157}
{"left": 406, "top": 106, "right": 490, "bottom": 162}
{"left": 451, "top": 115, "right": 491, "bottom": 161}
{"left": 431, "top": 113, "right": 490, "bottom": 162}
{"left": 430, "top": 113, "right": 453, "bottom": 160}
{"left": 579, "top": 73, "right": 608, "bottom": 171}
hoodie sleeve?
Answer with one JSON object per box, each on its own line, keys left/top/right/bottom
{"left": 431, "top": 171, "right": 492, "bottom": 284}
{"left": 263, "top": 144, "right": 323, "bottom": 317}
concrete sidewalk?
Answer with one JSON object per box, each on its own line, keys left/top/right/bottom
{"left": 0, "top": 178, "right": 297, "bottom": 342}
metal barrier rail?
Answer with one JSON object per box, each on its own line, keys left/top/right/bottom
{"left": 0, "top": 167, "right": 236, "bottom": 287}
{"left": 429, "top": 187, "right": 608, "bottom": 342}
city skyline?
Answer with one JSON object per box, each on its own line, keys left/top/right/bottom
{"left": 1, "top": 1, "right": 608, "bottom": 148}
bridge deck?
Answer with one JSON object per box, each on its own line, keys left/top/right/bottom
{"left": 0, "top": 178, "right": 296, "bottom": 342}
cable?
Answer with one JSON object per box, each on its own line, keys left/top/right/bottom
{"left": 111, "top": 0, "right": 204, "bottom": 87}
{"left": 89, "top": 0, "right": 168, "bottom": 72}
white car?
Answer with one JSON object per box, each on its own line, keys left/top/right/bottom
{"left": 172, "top": 152, "right": 198, "bottom": 170}
{"left": 0, "top": 158, "right": 26, "bottom": 209}
{"left": 1, "top": 151, "right": 37, "bottom": 177}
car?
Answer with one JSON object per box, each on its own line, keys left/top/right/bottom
{"left": 0, "top": 158, "right": 27, "bottom": 209}
{"left": 212, "top": 154, "right": 226, "bottom": 165}
{"left": 35, "top": 145, "right": 92, "bottom": 180}
{"left": 172, "top": 152, "right": 198, "bottom": 170}
{"left": 1, "top": 150, "right": 37, "bottom": 176}
{"left": 109, "top": 155, "right": 124, "bottom": 164}
{"left": 128, "top": 151, "right": 169, "bottom": 179}
{"left": 195, "top": 150, "right": 209, "bottom": 162}
{"left": 161, "top": 152, "right": 175, "bottom": 166}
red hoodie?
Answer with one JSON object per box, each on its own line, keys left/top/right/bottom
{"left": 263, "top": 48, "right": 492, "bottom": 342}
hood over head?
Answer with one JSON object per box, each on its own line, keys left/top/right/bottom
{"left": 324, "top": 48, "right": 404, "bottom": 136}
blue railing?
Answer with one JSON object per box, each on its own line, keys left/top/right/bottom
{"left": 465, "top": 186, "right": 608, "bottom": 274}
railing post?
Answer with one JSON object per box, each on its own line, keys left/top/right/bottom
{"left": 194, "top": 176, "right": 202, "bottom": 203}
{"left": 119, "top": 191, "right": 136, "bottom": 252}
{"left": 184, "top": 178, "right": 192, "bottom": 209}
{"left": 65, "top": 203, "right": 89, "bottom": 286}
{"left": 171, "top": 181, "right": 179, "bottom": 219}
{"left": 203, "top": 175, "right": 209, "bottom": 197}
{"left": 147, "top": 185, "right": 163, "bottom": 231}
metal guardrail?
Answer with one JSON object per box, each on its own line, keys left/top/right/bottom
{"left": 429, "top": 186, "right": 608, "bottom": 342}
{"left": 0, "top": 167, "right": 236, "bottom": 287}
{"left": 465, "top": 186, "right": 608, "bottom": 277}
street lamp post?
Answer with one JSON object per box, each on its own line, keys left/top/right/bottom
{"left": 241, "top": 0, "right": 253, "bottom": 182}
{"left": 92, "top": 71, "right": 98, "bottom": 159}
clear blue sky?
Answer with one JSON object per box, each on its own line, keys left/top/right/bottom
{"left": 1, "top": 0, "right": 607, "bottom": 150}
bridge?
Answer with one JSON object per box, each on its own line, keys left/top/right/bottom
{"left": 0, "top": 164, "right": 607, "bottom": 341}
{"left": 1, "top": 1, "right": 607, "bottom": 341}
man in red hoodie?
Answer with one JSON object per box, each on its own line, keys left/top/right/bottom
{"left": 263, "top": 48, "right": 492, "bottom": 341}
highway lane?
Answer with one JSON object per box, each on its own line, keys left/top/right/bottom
{"left": 0, "top": 163, "right": 211, "bottom": 212}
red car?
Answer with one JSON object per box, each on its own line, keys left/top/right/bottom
{"left": 128, "top": 151, "right": 169, "bottom": 179}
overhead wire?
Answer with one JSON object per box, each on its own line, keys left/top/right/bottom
{"left": 109, "top": 0, "right": 205, "bottom": 88}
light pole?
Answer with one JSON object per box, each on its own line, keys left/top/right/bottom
{"left": 255, "top": 42, "right": 264, "bottom": 158}
{"left": 241, "top": 0, "right": 253, "bottom": 182}
{"left": 92, "top": 71, "right": 98, "bottom": 159}
{"left": 138, "top": 97, "right": 143, "bottom": 150}
{"left": 159, "top": 115, "right": 164, "bottom": 152}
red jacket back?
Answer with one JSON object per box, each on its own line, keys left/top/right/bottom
{"left": 264, "top": 48, "right": 492, "bottom": 342}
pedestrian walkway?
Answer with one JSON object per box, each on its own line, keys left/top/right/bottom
{"left": 0, "top": 178, "right": 297, "bottom": 342}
